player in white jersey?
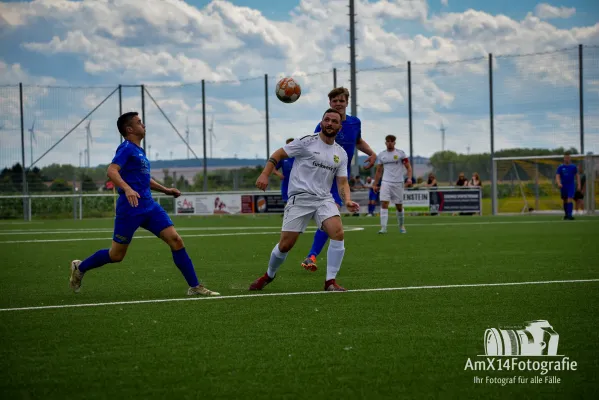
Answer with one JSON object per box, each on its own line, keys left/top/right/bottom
{"left": 250, "top": 108, "right": 360, "bottom": 292}
{"left": 373, "top": 135, "right": 412, "bottom": 233}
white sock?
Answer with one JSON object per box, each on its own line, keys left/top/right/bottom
{"left": 267, "top": 243, "right": 287, "bottom": 278}
{"left": 326, "top": 239, "right": 345, "bottom": 281}
{"left": 397, "top": 209, "right": 404, "bottom": 227}
{"left": 380, "top": 209, "right": 389, "bottom": 229}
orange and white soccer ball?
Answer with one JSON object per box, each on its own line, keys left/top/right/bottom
{"left": 275, "top": 77, "right": 301, "bottom": 103}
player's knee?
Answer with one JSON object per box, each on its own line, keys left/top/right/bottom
{"left": 109, "top": 249, "right": 126, "bottom": 263}
{"left": 327, "top": 225, "right": 344, "bottom": 241}
{"left": 169, "top": 234, "right": 185, "bottom": 251}
{"left": 278, "top": 240, "right": 294, "bottom": 253}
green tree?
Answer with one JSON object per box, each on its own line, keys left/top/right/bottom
{"left": 49, "top": 178, "right": 71, "bottom": 192}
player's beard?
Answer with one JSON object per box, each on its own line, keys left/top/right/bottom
{"left": 323, "top": 126, "right": 339, "bottom": 138}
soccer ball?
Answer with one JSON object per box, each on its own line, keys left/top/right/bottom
{"left": 275, "top": 77, "right": 301, "bottom": 103}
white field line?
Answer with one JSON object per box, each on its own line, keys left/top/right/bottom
{"left": 0, "top": 218, "right": 596, "bottom": 236}
{"left": 0, "top": 227, "right": 365, "bottom": 244}
{"left": 1, "top": 278, "right": 598, "bottom": 313}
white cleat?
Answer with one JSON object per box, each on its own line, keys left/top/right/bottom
{"left": 400, "top": 226, "right": 407, "bottom": 234}
{"left": 378, "top": 229, "right": 387, "bottom": 234}
{"left": 69, "top": 260, "right": 83, "bottom": 293}
{"left": 187, "top": 284, "right": 220, "bottom": 296}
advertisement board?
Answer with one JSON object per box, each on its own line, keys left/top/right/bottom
{"left": 175, "top": 194, "right": 243, "bottom": 215}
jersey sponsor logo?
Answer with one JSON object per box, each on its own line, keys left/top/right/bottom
{"left": 313, "top": 161, "right": 337, "bottom": 172}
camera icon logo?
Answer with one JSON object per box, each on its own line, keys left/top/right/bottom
{"left": 484, "top": 320, "right": 559, "bottom": 356}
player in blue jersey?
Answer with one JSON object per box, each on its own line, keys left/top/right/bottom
{"left": 301, "top": 87, "right": 377, "bottom": 272}
{"left": 273, "top": 138, "right": 295, "bottom": 202}
{"left": 68, "top": 112, "right": 220, "bottom": 296}
{"left": 555, "top": 152, "right": 581, "bottom": 220}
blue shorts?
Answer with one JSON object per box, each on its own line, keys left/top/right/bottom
{"left": 330, "top": 182, "right": 343, "bottom": 207}
{"left": 561, "top": 185, "right": 575, "bottom": 200}
{"left": 113, "top": 202, "right": 173, "bottom": 244}
{"left": 369, "top": 188, "right": 378, "bottom": 201}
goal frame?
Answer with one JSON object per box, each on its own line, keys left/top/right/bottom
{"left": 491, "top": 153, "right": 597, "bottom": 215}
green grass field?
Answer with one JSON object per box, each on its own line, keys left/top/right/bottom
{"left": 1, "top": 214, "right": 598, "bottom": 399}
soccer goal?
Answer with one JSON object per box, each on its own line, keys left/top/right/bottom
{"left": 491, "top": 153, "right": 597, "bottom": 215}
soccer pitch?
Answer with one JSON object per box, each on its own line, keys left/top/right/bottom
{"left": 0, "top": 215, "right": 598, "bottom": 399}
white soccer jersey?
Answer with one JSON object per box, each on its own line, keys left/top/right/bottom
{"left": 283, "top": 134, "right": 348, "bottom": 200}
{"left": 377, "top": 148, "right": 408, "bottom": 183}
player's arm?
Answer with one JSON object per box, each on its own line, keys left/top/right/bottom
{"left": 402, "top": 158, "right": 413, "bottom": 186}
{"left": 107, "top": 163, "right": 140, "bottom": 207}
{"left": 150, "top": 178, "right": 179, "bottom": 198}
{"left": 555, "top": 169, "right": 562, "bottom": 188}
{"left": 356, "top": 138, "right": 377, "bottom": 169}
{"left": 256, "top": 148, "right": 289, "bottom": 191}
{"left": 373, "top": 163, "right": 383, "bottom": 192}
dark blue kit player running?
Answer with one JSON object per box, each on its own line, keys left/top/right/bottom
{"left": 69, "top": 112, "right": 219, "bottom": 296}
{"left": 555, "top": 152, "right": 581, "bottom": 220}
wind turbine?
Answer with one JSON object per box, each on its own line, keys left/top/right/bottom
{"left": 209, "top": 115, "right": 216, "bottom": 159}
{"left": 185, "top": 117, "right": 190, "bottom": 159}
{"left": 439, "top": 122, "right": 446, "bottom": 152}
{"left": 28, "top": 118, "right": 36, "bottom": 167}
{"left": 85, "top": 119, "right": 93, "bottom": 168}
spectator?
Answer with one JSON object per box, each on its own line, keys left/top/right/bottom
{"left": 353, "top": 175, "right": 365, "bottom": 190}
{"left": 426, "top": 173, "right": 439, "bottom": 216}
{"left": 456, "top": 172, "right": 468, "bottom": 187}
{"left": 426, "top": 173, "right": 438, "bottom": 187}
{"left": 470, "top": 172, "right": 481, "bottom": 187}
{"left": 574, "top": 164, "right": 586, "bottom": 215}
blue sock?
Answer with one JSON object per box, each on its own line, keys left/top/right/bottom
{"left": 79, "top": 249, "right": 113, "bottom": 274}
{"left": 566, "top": 202, "right": 573, "bottom": 217}
{"left": 172, "top": 248, "right": 200, "bottom": 287}
{"left": 308, "top": 229, "right": 329, "bottom": 258}
{"left": 368, "top": 204, "right": 375, "bottom": 214}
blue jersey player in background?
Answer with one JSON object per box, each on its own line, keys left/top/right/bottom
{"left": 273, "top": 138, "right": 295, "bottom": 202}
{"left": 69, "top": 111, "right": 219, "bottom": 296}
{"left": 555, "top": 152, "right": 581, "bottom": 220}
{"left": 301, "top": 87, "right": 377, "bottom": 272}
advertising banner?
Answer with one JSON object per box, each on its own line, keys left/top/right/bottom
{"left": 251, "top": 194, "right": 287, "bottom": 214}
{"left": 175, "top": 194, "right": 243, "bottom": 215}
{"left": 429, "top": 188, "right": 481, "bottom": 213}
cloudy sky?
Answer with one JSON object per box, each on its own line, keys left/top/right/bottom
{"left": 0, "top": 0, "right": 598, "bottom": 170}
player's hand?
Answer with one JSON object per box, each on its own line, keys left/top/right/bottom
{"left": 406, "top": 178, "right": 413, "bottom": 187}
{"left": 363, "top": 154, "right": 377, "bottom": 170}
{"left": 345, "top": 200, "right": 360, "bottom": 213}
{"left": 372, "top": 185, "right": 379, "bottom": 193}
{"left": 125, "top": 188, "right": 140, "bottom": 207}
{"left": 256, "top": 173, "right": 269, "bottom": 191}
{"left": 557, "top": 183, "right": 563, "bottom": 189}
{"left": 168, "top": 188, "right": 181, "bottom": 198}
{"left": 577, "top": 185, "right": 581, "bottom": 192}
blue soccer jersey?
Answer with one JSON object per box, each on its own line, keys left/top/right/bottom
{"left": 314, "top": 115, "right": 362, "bottom": 205}
{"left": 276, "top": 157, "right": 295, "bottom": 201}
{"left": 111, "top": 140, "right": 154, "bottom": 215}
{"left": 557, "top": 163, "right": 578, "bottom": 200}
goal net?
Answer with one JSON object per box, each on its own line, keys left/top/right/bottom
{"left": 492, "top": 154, "right": 598, "bottom": 215}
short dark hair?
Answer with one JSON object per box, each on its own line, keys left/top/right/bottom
{"left": 385, "top": 134, "right": 396, "bottom": 142}
{"left": 286, "top": 138, "right": 294, "bottom": 144}
{"left": 322, "top": 108, "right": 342, "bottom": 121}
{"left": 328, "top": 87, "right": 350, "bottom": 101}
{"left": 117, "top": 112, "right": 138, "bottom": 138}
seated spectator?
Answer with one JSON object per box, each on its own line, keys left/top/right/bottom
{"left": 456, "top": 173, "right": 468, "bottom": 187}
{"left": 426, "top": 173, "right": 438, "bottom": 188}
{"left": 353, "top": 175, "right": 365, "bottom": 189}
{"left": 470, "top": 172, "right": 481, "bottom": 187}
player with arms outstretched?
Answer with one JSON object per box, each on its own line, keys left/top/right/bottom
{"left": 68, "top": 112, "right": 219, "bottom": 296}
{"left": 272, "top": 138, "right": 295, "bottom": 203}
{"left": 250, "top": 108, "right": 359, "bottom": 292}
{"left": 555, "top": 152, "right": 580, "bottom": 220}
{"left": 373, "top": 135, "right": 412, "bottom": 233}
{"left": 301, "top": 87, "right": 377, "bottom": 272}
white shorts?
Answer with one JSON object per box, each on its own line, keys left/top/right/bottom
{"left": 282, "top": 193, "right": 340, "bottom": 232}
{"left": 380, "top": 181, "right": 404, "bottom": 204}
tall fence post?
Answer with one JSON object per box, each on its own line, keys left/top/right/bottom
{"left": 141, "top": 84, "right": 146, "bottom": 152}
{"left": 407, "top": 61, "right": 413, "bottom": 169}
{"left": 118, "top": 84, "right": 123, "bottom": 144}
{"left": 579, "top": 44, "right": 584, "bottom": 155}
{"left": 265, "top": 73, "right": 270, "bottom": 159}
{"left": 489, "top": 53, "right": 497, "bottom": 216}
{"left": 333, "top": 68, "right": 337, "bottom": 88}
{"left": 202, "top": 79, "right": 208, "bottom": 192}
{"left": 19, "top": 82, "right": 28, "bottom": 221}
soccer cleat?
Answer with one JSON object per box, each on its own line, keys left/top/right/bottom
{"left": 69, "top": 260, "right": 83, "bottom": 293}
{"left": 187, "top": 284, "right": 220, "bottom": 296}
{"left": 301, "top": 255, "right": 318, "bottom": 272}
{"left": 378, "top": 229, "right": 387, "bottom": 234}
{"left": 324, "top": 279, "right": 347, "bottom": 292}
{"left": 400, "top": 226, "right": 407, "bottom": 234}
{"left": 249, "top": 273, "right": 274, "bottom": 291}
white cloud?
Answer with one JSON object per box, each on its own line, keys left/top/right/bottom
{"left": 441, "top": 0, "right": 448, "bottom": 6}
{"left": 534, "top": 4, "right": 576, "bottom": 20}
